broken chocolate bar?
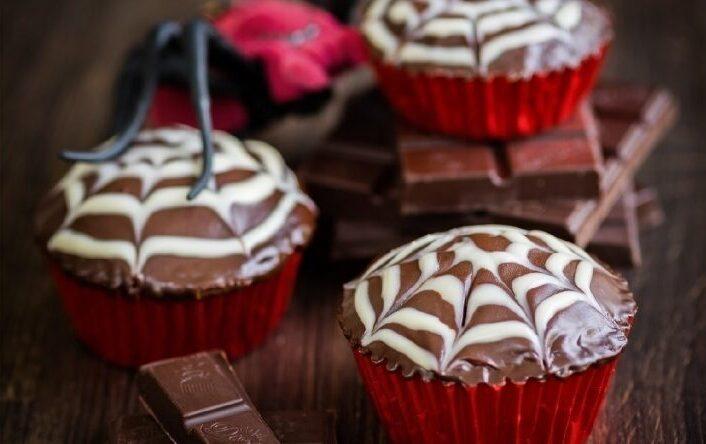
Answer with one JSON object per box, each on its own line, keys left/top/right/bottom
{"left": 137, "top": 350, "right": 279, "bottom": 443}
{"left": 300, "top": 84, "right": 677, "bottom": 247}
{"left": 398, "top": 102, "right": 604, "bottom": 213}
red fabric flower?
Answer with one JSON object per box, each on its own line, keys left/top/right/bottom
{"left": 217, "top": 0, "right": 365, "bottom": 102}
{"left": 148, "top": 0, "right": 365, "bottom": 132}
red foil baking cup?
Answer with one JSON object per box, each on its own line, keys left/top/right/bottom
{"left": 49, "top": 253, "right": 302, "bottom": 367}
{"left": 353, "top": 350, "right": 618, "bottom": 444}
{"left": 371, "top": 45, "right": 609, "bottom": 140}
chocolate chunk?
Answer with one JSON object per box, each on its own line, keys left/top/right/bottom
{"left": 110, "top": 412, "right": 336, "bottom": 444}
{"left": 137, "top": 350, "right": 279, "bottom": 443}
{"left": 398, "top": 102, "right": 604, "bottom": 213}
{"left": 300, "top": 84, "right": 677, "bottom": 247}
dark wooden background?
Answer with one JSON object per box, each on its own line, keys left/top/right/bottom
{"left": 2, "top": 0, "right": 705, "bottom": 442}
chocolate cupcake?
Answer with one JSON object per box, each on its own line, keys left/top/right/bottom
{"left": 360, "top": 0, "right": 613, "bottom": 139}
{"left": 36, "top": 126, "right": 316, "bottom": 366}
{"left": 340, "top": 225, "right": 635, "bottom": 443}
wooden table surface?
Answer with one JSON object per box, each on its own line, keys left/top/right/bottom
{"left": 2, "top": 1, "right": 705, "bottom": 442}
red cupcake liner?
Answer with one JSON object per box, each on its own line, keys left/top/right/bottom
{"left": 354, "top": 350, "right": 617, "bottom": 444}
{"left": 49, "top": 253, "right": 302, "bottom": 367}
{"left": 371, "top": 44, "right": 609, "bottom": 140}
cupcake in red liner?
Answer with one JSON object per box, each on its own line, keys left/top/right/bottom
{"left": 339, "top": 225, "right": 636, "bottom": 443}
{"left": 35, "top": 126, "right": 317, "bottom": 367}
{"left": 146, "top": 0, "right": 367, "bottom": 145}
{"left": 359, "top": 0, "right": 613, "bottom": 139}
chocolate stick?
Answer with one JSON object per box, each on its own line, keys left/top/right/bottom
{"left": 137, "top": 350, "right": 279, "bottom": 443}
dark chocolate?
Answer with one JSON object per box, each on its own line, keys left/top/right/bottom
{"left": 398, "top": 102, "right": 603, "bottom": 213}
{"left": 300, "top": 84, "right": 677, "bottom": 247}
{"left": 137, "top": 350, "right": 279, "bottom": 443}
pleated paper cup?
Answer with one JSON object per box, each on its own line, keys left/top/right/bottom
{"left": 370, "top": 44, "right": 609, "bottom": 140}
{"left": 49, "top": 253, "right": 302, "bottom": 367}
{"left": 354, "top": 350, "right": 618, "bottom": 444}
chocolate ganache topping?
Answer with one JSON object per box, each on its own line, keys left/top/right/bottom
{"left": 340, "top": 225, "right": 636, "bottom": 385}
{"left": 360, "top": 0, "right": 612, "bottom": 77}
{"left": 35, "top": 126, "right": 317, "bottom": 297}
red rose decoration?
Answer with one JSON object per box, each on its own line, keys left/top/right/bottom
{"left": 148, "top": 0, "right": 365, "bottom": 132}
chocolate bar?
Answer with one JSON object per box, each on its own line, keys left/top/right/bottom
{"left": 489, "top": 84, "right": 677, "bottom": 246}
{"left": 300, "top": 84, "right": 677, "bottom": 246}
{"left": 137, "top": 350, "right": 279, "bottom": 443}
{"left": 110, "top": 412, "right": 336, "bottom": 444}
{"left": 398, "top": 102, "right": 603, "bottom": 213}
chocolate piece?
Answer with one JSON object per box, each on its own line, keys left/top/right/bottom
{"left": 339, "top": 225, "right": 636, "bottom": 385}
{"left": 489, "top": 85, "right": 676, "bottom": 246}
{"left": 110, "top": 412, "right": 336, "bottom": 444}
{"left": 398, "top": 102, "right": 603, "bottom": 213}
{"left": 299, "top": 141, "right": 397, "bottom": 221}
{"left": 137, "top": 350, "right": 279, "bottom": 443}
{"left": 301, "top": 84, "right": 677, "bottom": 247}
{"left": 35, "top": 127, "right": 317, "bottom": 297}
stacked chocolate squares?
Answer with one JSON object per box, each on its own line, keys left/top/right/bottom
{"left": 300, "top": 83, "right": 677, "bottom": 268}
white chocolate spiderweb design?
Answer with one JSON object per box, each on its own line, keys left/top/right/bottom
{"left": 344, "top": 225, "right": 633, "bottom": 383}
{"left": 47, "top": 126, "right": 315, "bottom": 283}
{"left": 362, "top": 0, "right": 585, "bottom": 72}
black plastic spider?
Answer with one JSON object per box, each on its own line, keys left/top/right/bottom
{"left": 60, "top": 19, "right": 330, "bottom": 199}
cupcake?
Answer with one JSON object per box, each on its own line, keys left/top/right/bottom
{"left": 360, "top": 0, "right": 612, "bottom": 139}
{"left": 35, "top": 126, "right": 317, "bottom": 367}
{"left": 340, "top": 225, "right": 635, "bottom": 443}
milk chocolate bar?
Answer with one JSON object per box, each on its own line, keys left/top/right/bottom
{"left": 110, "top": 412, "right": 336, "bottom": 444}
{"left": 398, "top": 102, "right": 603, "bottom": 213}
{"left": 137, "top": 350, "right": 279, "bottom": 443}
{"left": 300, "top": 84, "right": 677, "bottom": 246}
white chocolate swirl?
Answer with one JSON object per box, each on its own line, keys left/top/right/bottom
{"left": 361, "top": 0, "right": 608, "bottom": 76}
{"left": 341, "top": 225, "right": 635, "bottom": 384}
{"left": 41, "top": 126, "right": 316, "bottom": 295}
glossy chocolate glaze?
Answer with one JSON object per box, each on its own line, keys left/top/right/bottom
{"left": 339, "top": 225, "right": 636, "bottom": 385}
{"left": 361, "top": 0, "right": 612, "bottom": 78}
{"left": 35, "top": 127, "right": 316, "bottom": 297}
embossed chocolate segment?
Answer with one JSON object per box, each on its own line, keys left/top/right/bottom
{"left": 398, "top": 102, "right": 603, "bottom": 214}
{"left": 361, "top": 0, "right": 611, "bottom": 76}
{"left": 340, "top": 225, "right": 636, "bottom": 385}
{"left": 137, "top": 350, "right": 279, "bottom": 443}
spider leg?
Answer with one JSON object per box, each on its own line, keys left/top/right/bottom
{"left": 60, "top": 21, "right": 182, "bottom": 162}
{"left": 183, "top": 19, "right": 215, "bottom": 199}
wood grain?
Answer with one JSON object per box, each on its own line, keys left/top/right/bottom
{"left": 1, "top": 1, "right": 705, "bottom": 443}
